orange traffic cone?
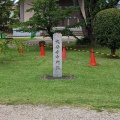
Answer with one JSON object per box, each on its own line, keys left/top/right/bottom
{"left": 89, "top": 49, "right": 98, "bottom": 66}
{"left": 40, "top": 43, "right": 46, "bottom": 56}
{"left": 19, "top": 42, "right": 24, "bottom": 54}
{"left": 20, "top": 49, "right": 24, "bottom": 54}
{"left": 62, "top": 45, "right": 66, "bottom": 60}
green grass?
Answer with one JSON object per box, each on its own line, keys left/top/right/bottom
{"left": 0, "top": 40, "right": 120, "bottom": 110}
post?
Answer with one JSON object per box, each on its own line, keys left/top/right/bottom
{"left": 53, "top": 33, "right": 62, "bottom": 77}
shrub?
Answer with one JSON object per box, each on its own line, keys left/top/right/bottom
{"left": 0, "top": 39, "right": 8, "bottom": 53}
{"left": 93, "top": 8, "right": 120, "bottom": 55}
{"left": 76, "top": 37, "right": 90, "bottom": 46}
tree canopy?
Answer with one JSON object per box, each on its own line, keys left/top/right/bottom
{"left": 19, "top": 0, "right": 76, "bottom": 39}
{"left": 0, "top": 0, "right": 14, "bottom": 25}
{"left": 94, "top": 8, "right": 120, "bottom": 55}
{"left": 72, "top": 0, "right": 119, "bottom": 45}
{"left": 0, "top": 0, "right": 19, "bottom": 33}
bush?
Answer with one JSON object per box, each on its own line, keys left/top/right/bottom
{"left": 0, "top": 39, "right": 8, "bottom": 53}
{"left": 76, "top": 37, "right": 90, "bottom": 46}
{"left": 93, "top": 8, "right": 120, "bottom": 55}
{"left": 0, "top": 39, "right": 8, "bottom": 59}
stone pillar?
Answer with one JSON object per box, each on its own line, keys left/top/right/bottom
{"left": 53, "top": 33, "right": 62, "bottom": 77}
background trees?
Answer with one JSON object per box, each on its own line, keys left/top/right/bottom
{"left": 72, "top": 0, "right": 119, "bottom": 45}
{"left": 0, "top": 0, "right": 13, "bottom": 25}
{"left": 0, "top": 0, "right": 19, "bottom": 33}
{"left": 94, "top": 8, "right": 120, "bottom": 55}
{"left": 19, "top": 0, "right": 76, "bottom": 40}
{"left": 17, "top": 0, "right": 119, "bottom": 44}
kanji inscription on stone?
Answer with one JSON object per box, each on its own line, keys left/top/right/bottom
{"left": 53, "top": 33, "right": 62, "bottom": 77}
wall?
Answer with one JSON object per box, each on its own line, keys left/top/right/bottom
{"left": 20, "top": 0, "right": 83, "bottom": 25}
{"left": 20, "top": 0, "right": 34, "bottom": 22}
{"left": 15, "top": 0, "right": 83, "bottom": 36}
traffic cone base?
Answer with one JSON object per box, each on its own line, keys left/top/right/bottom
{"left": 40, "top": 53, "right": 46, "bottom": 57}
{"left": 88, "top": 63, "right": 98, "bottom": 66}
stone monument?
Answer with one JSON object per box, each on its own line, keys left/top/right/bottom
{"left": 53, "top": 33, "right": 62, "bottom": 77}
{"left": 41, "top": 33, "right": 74, "bottom": 80}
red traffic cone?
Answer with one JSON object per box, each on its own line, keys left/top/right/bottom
{"left": 19, "top": 42, "right": 23, "bottom": 54}
{"left": 62, "top": 45, "right": 66, "bottom": 60}
{"left": 89, "top": 49, "right": 98, "bottom": 66}
{"left": 40, "top": 43, "right": 46, "bottom": 56}
{"left": 20, "top": 49, "right": 24, "bottom": 54}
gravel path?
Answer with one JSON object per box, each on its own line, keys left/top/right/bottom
{"left": 0, "top": 105, "right": 120, "bottom": 120}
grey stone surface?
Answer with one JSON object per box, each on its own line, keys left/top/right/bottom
{"left": 53, "top": 33, "right": 62, "bottom": 77}
{"left": 0, "top": 105, "right": 120, "bottom": 120}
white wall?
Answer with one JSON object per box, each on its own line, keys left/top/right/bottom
{"left": 20, "top": 0, "right": 34, "bottom": 22}
{"left": 13, "top": 28, "right": 41, "bottom": 37}
{"left": 24, "top": 0, "right": 34, "bottom": 21}
{"left": 14, "top": 0, "right": 35, "bottom": 36}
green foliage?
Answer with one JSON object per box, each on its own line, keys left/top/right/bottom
{"left": 0, "top": 39, "right": 8, "bottom": 53}
{"left": 73, "top": 0, "right": 119, "bottom": 45}
{"left": 76, "top": 37, "right": 90, "bottom": 45}
{"left": 93, "top": 8, "right": 120, "bottom": 54}
{"left": 0, "top": 0, "right": 20, "bottom": 33}
{"left": 18, "top": 0, "right": 77, "bottom": 39}
{"left": 0, "top": 38, "right": 30, "bottom": 59}
{"left": 10, "top": 0, "right": 20, "bottom": 25}
{"left": 0, "top": 0, "right": 14, "bottom": 25}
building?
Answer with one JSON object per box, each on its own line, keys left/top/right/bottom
{"left": 15, "top": 0, "right": 120, "bottom": 37}
{"left": 13, "top": 0, "right": 84, "bottom": 36}
{"left": 20, "top": 0, "right": 85, "bottom": 25}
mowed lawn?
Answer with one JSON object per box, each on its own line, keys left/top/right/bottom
{"left": 0, "top": 42, "right": 120, "bottom": 110}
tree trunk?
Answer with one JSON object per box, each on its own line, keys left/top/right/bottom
{"left": 48, "top": 32, "right": 53, "bottom": 40}
{"left": 81, "top": 25, "right": 88, "bottom": 37}
{"left": 87, "top": 26, "right": 95, "bottom": 46}
{"left": 47, "top": 27, "right": 53, "bottom": 40}
{"left": 111, "top": 48, "right": 116, "bottom": 55}
{"left": 82, "top": 25, "right": 95, "bottom": 46}
{"left": 72, "top": 0, "right": 95, "bottom": 46}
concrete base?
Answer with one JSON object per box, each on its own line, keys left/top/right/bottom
{"left": 41, "top": 75, "right": 74, "bottom": 80}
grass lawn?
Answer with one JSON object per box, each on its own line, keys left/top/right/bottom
{"left": 0, "top": 39, "right": 120, "bottom": 110}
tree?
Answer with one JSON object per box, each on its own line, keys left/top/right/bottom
{"left": 72, "top": 0, "right": 119, "bottom": 45}
{"left": 94, "top": 8, "right": 120, "bottom": 55}
{"left": 0, "top": 0, "right": 19, "bottom": 33}
{"left": 0, "top": 0, "right": 14, "bottom": 26}
{"left": 18, "top": 0, "right": 76, "bottom": 40}
{"left": 11, "top": 1, "right": 20, "bottom": 24}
